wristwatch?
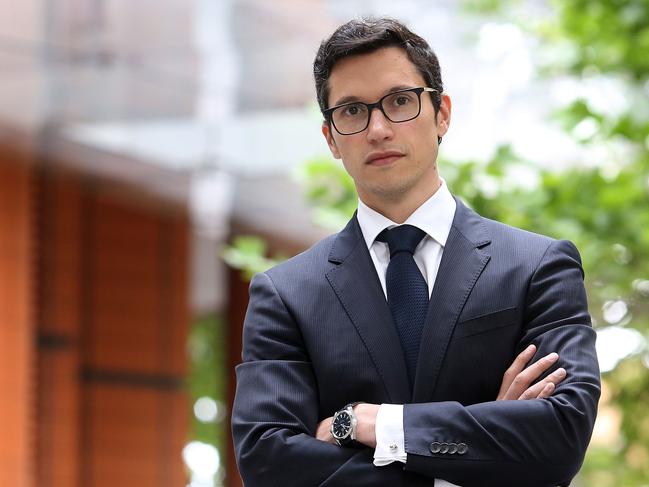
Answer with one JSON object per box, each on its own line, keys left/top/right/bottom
{"left": 331, "top": 402, "right": 360, "bottom": 446}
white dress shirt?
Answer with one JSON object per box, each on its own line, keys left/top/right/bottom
{"left": 356, "top": 180, "right": 458, "bottom": 487}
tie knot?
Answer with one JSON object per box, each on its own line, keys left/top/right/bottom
{"left": 377, "top": 224, "right": 426, "bottom": 257}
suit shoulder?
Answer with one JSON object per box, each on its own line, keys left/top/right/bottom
{"left": 482, "top": 216, "right": 554, "bottom": 245}
{"left": 263, "top": 233, "right": 337, "bottom": 282}
{"left": 477, "top": 214, "right": 582, "bottom": 262}
{"left": 453, "top": 199, "right": 558, "bottom": 255}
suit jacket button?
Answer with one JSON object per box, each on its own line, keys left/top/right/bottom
{"left": 429, "top": 442, "right": 441, "bottom": 454}
{"left": 457, "top": 443, "right": 468, "bottom": 455}
{"left": 440, "top": 443, "right": 450, "bottom": 454}
{"left": 448, "top": 443, "right": 458, "bottom": 454}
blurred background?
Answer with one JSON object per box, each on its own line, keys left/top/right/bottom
{"left": 0, "top": 0, "right": 647, "bottom": 486}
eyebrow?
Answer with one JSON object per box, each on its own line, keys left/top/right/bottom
{"left": 331, "top": 84, "right": 416, "bottom": 107}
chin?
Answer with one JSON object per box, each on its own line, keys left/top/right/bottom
{"left": 369, "top": 183, "right": 412, "bottom": 202}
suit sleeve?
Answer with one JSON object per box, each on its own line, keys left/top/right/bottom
{"left": 231, "top": 272, "right": 411, "bottom": 487}
{"left": 402, "top": 239, "right": 601, "bottom": 487}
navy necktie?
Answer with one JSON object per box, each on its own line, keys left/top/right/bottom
{"left": 377, "top": 225, "right": 428, "bottom": 389}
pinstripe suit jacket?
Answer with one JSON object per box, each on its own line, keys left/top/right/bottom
{"left": 232, "top": 197, "right": 600, "bottom": 487}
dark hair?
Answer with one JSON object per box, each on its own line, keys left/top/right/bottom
{"left": 313, "top": 17, "right": 443, "bottom": 114}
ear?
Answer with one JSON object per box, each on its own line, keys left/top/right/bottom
{"left": 435, "top": 93, "right": 452, "bottom": 138}
{"left": 322, "top": 122, "right": 341, "bottom": 160}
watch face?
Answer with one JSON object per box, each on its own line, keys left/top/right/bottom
{"left": 332, "top": 411, "right": 352, "bottom": 439}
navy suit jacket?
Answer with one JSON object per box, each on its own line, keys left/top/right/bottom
{"left": 232, "top": 197, "right": 600, "bottom": 487}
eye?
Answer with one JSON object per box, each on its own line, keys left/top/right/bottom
{"left": 390, "top": 92, "right": 416, "bottom": 107}
{"left": 394, "top": 95, "right": 411, "bottom": 106}
{"left": 340, "top": 103, "right": 366, "bottom": 118}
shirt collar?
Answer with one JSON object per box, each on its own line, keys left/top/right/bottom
{"left": 356, "top": 179, "right": 457, "bottom": 249}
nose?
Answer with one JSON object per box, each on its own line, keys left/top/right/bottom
{"left": 366, "top": 106, "right": 394, "bottom": 142}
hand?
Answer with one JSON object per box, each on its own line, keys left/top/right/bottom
{"left": 315, "top": 403, "right": 380, "bottom": 448}
{"left": 497, "top": 344, "right": 566, "bottom": 400}
{"left": 315, "top": 416, "right": 335, "bottom": 444}
{"left": 316, "top": 345, "right": 564, "bottom": 446}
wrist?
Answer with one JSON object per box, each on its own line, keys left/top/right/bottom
{"left": 354, "top": 403, "right": 379, "bottom": 448}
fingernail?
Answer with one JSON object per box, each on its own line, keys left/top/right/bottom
{"left": 553, "top": 367, "right": 566, "bottom": 377}
{"left": 527, "top": 344, "right": 536, "bottom": 353}
{"left": 547, "top": 352, "right": 559, "bottom": 362}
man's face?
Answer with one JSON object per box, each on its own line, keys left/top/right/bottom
{"left": 322, "top": 47, "right": 451, "bottom": 211}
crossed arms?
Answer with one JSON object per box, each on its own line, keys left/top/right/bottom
{"left": 232, "top": 239, "right": 600, "bottom": 487}
{"left": 314, "top": 343, "right": 568, "bottom": 449}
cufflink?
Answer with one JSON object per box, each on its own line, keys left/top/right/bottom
{"left": 389, "top": 443, "right": 397, "bottom": 451}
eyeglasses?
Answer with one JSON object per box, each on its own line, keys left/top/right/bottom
{"left": 323, "top": 87, "right": 438, "bottom": 136}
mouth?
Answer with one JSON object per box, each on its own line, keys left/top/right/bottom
{"left": 365, "top": 150, "right": 405, "bottom": 166}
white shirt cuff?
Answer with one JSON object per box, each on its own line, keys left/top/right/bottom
{"left": 373, "top": 403, "right": 406, "bottom": 466}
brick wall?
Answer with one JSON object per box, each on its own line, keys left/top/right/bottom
{"left": 0, "top": 157, "right": 35, "bottom": 487}
{"left": 1, "top": 154, "right": 190, "bottom": 487}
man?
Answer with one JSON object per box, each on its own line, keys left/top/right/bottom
{"left": 232, "top": 18, "right": 600, "bottom": 487}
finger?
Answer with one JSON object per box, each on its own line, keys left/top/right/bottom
{"left": 497, "top": 344, "right": 537, "bottom": 400}
{"left": 517, "top": 367, "right": 566, "bottom": 400}
{"left": 537, "top": 382, "right": 555, "bottom": 399}
{"left": 506, "top": 351, "right": 559, "bottom": 399}
{"left": 505, "top": 352, "right": 559, "bottom": 400}
{"left": 315, "top": 418, "right": 334, "bottom": 443}
{"left": 518, "top": 380, "right": 549, "bottom": 400}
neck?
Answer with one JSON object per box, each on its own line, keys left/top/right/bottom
{"left": 360, "top": 179, "right": 442, "bottom": 224}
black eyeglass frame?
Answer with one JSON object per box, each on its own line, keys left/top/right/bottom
{"left": 323, "top": 87, "right": 438, "bottom": 136}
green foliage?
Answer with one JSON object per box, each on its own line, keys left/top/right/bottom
{"left": 461, "top": 0, "right": 522, "bottom": 15}
{"left": 459, "top": 0, "right": 649, "bottom": 483}
{"left": 543, "top": 0, "right": 649, "bottom": 79}
{"left": 187, "top": 314, "right": 228, "bottom": 481}
{"left": 296, "top": 156, "right": 358, "bottom": 230}
{"left": 221, "top": 236, "right": 286, "bottom": 281}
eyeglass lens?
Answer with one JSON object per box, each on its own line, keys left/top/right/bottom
{"left": 331, "top": 89, "right": 422, "bottom": 135}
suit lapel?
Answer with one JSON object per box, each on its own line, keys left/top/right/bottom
{"left": 325, "top": 214, "right": 411, "bottom": 404}
{"left": 413, "top": 198, "right": 491, "bottom": 402}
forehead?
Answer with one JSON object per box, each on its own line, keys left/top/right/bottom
{"left": 327, "top": 46, "right": 425, "bottom": 106}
